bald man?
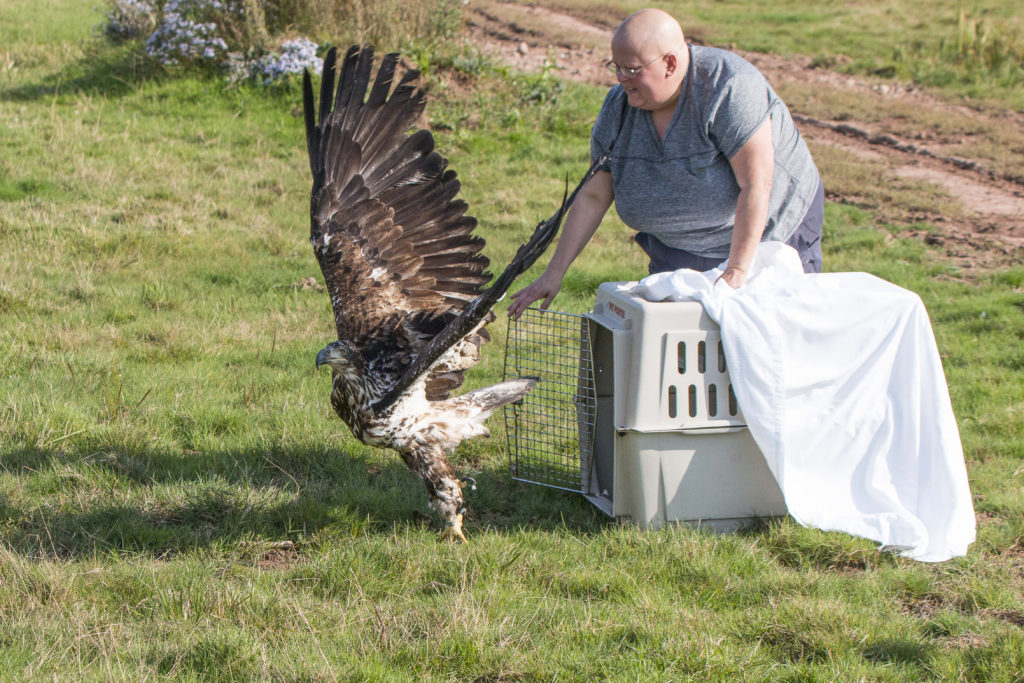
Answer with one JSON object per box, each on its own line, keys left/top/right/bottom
{"left": 509, "top": 8, "right": 823, "bottom": 318}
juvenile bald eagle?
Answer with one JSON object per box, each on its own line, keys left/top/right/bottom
{"left": 303, "top": 46, "right": 592, "bottom": 541}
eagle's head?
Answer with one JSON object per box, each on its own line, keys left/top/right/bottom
{"left": 315, "top": 341, "right": 366, "bottom": 381}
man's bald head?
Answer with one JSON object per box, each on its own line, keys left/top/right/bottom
{"left": 609, "top": 9, "right": 688, "bottom": 115}
{"left": 611, "top": 8, "right": 686, "bottom": 57}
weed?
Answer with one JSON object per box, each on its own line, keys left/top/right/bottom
{"left": 946, "top": 8, "right": 1024, "bottom": 75}
{"left": 892, "top": 7, "right": 1024, "bottom": 96}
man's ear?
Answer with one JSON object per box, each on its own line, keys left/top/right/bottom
{"left": 663, "top": 53, "right": 678, "bottom": 76}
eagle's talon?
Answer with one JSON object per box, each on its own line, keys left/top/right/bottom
{"left": 439, "top": 514, "right": 468, "bottom": 543}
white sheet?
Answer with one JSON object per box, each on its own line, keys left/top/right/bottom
{"left": 626, "top": 242, "right": 975, "bottom": 562}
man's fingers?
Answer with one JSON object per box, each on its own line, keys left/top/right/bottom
{"left": 507, "top": 278, "right": 561, "bottom": 319}
{"left": 508, "top": 295, "right": 529, "bottom": 320}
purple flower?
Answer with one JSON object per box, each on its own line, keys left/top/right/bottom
{"left": 251, "top": 38, "right": 320, "bottom": 84}
{"left": 144, "top": 0, "right": 230, "bottom": 66}
{"left": 102, "top": 0, "right": 155, "bottom": 42}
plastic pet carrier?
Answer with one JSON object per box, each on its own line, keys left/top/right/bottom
{"left": 503, "top": 281, "right": 787, "bottom": 530}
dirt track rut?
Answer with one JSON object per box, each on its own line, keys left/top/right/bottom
{"left": 464, "top": 2, "right": 1024, "bottom": 266}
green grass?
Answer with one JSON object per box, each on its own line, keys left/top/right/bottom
{"left": 1, "top": 2, "right": 1023, "bottom": 680}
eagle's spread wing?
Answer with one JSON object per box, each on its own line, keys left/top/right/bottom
{"left": 305, "top": 45, "right": 601, "bottom": 413}
{"left": 305, "top": 45, "right": 608, "bottom": 541}
{"left": 304, "top": 46, "right": 494, "bottom": 397}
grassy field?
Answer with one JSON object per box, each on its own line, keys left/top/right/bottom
{"left": 2, "top": 1, "right": 1023, "bottom": 680}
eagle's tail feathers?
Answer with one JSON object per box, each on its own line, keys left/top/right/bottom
{"left": 459, "top": 378, "right": 538, "bottom": 422}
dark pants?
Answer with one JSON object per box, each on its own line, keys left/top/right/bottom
{"left": 636, "top": 179, "right": 825, "bottom": 275}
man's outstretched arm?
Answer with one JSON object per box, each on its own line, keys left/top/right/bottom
{"left": 508, "top": 170, "right": 614, "bottom": 319}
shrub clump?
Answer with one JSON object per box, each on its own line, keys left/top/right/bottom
{"left": 143, "top": 0, "right": 230, "bottom": 66}
{"left": 100, "top": 0, "right": 466, "bottom": 85}
{"left": 102, "top": 0, "right": 156, "bottom": 43}
{"left": 101, "top": 0, "right": 315, "bottom": 82}
{"left": 249, "top": 37, "right": 321, "bottom": 84}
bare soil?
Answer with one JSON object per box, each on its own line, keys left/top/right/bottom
{"left": 464, "top": 2, "right": 1024, "bottom": 268}
{"left": 255, "top": 540, "right": 300, "bottom": 570}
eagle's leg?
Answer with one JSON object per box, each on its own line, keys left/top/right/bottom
{"left": 439, "top": 512, "right": 467, "bottom": 543}
{"left": 399, "top": 445, "right": 467, "bottom": 542}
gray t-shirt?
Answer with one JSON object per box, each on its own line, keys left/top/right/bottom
{"left": 591, "top": 45, "right": 820, "bottom": 259}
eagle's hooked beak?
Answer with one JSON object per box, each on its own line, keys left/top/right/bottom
{"left": 316, "top": 341, "right": 364, "bottom": 374}
{"left": 315, "top": 346, "right": 335, "bottom": 370}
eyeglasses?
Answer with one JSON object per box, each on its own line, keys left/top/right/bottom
{"left": 604, "top": 53, "right": 665, "bottom": 78}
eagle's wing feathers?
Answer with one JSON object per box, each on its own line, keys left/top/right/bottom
{"left": 304, "top": 46, "right": 489, "bottom": 365}
{"left": 305, "top": 45, "right": 599, "bottom": 412}
{"left": 370, "top": 187, "right": 567, "bottom": 413}
{"left": 371, "top": 159, "right": 608, "bottom": 413}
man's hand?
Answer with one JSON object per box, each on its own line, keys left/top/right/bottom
{"left": 506, "top": 168, "right": 613, "bottom": 320}
{"left": 508, "top": 270, "right": 563, "bottom": 320}
{"left": 716, "top": 266, "right": 747, "bottom": 289}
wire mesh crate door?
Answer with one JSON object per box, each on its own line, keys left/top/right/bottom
{"left": 503, "top": 307, "right": 597, "bottom": 491}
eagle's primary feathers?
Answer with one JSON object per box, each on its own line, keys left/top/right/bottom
{"left": 302, "top": 46, "right": 591, "bottom": 541}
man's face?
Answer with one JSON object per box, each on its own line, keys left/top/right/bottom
{"left": 610, "top": 43, "right": 677, "bottom": 113}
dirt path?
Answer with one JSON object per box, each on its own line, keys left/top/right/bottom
{"left": 465, "top": 2, "right": 1024, "bottom": 267}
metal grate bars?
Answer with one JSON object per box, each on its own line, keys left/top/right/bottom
{"left": 503, "top": 307, "right": 596, "bottom": 492}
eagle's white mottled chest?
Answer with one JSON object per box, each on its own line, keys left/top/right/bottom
{"left": 331, "top": 356, "right": 488, "bottom": 454}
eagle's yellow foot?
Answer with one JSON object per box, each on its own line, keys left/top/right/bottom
{"left": 439, "top": 513, "right": 467, "bottom": 543}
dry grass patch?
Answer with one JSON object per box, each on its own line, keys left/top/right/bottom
{"left": 809, "top": 142, "right": 965, "bottom": 223}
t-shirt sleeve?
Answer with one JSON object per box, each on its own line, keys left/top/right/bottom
{"left": 707, "top": 73, "right": 771, "bottom": 160}
{"left": 590, "top": 86, "right": 625, "bottom": 171}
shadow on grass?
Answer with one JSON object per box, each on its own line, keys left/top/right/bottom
{"left": 0, "top": 442, "right": 607, "bottom": 560}
{"left": 862, "top": 637, "right": 934, "bottom": 666}
{"left": 2, "top": 43, "right": 176, "bottom": 102}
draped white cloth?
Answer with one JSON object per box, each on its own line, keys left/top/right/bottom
{"left": 626, "top": 242, "right": 975, "bottom": 562}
